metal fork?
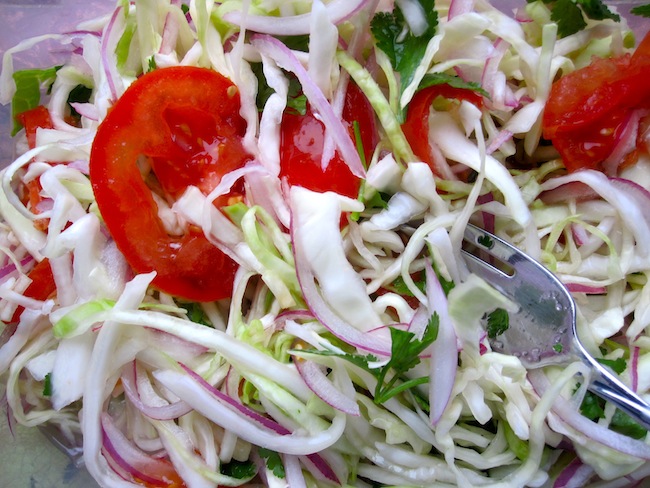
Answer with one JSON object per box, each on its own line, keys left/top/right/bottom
{"left": 462, "top": 223, "right": 650, "bottom": 430}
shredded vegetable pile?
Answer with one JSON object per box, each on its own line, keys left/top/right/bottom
{"left": 1, "top": 0, "right": 650, "bottom": 486}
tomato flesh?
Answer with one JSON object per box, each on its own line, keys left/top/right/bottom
{"left": 542, "top": 32, "right": 650, "bottom": 173}
{"left": 279, "top": 82, "right": 376, "bottom": 199}
{"left": 402, "top": 85, "right": 483, "bottom": 177}
{"left": 90, "top": 67, "right": 252, "bottom": 302}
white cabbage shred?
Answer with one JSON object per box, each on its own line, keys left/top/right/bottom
{"left": 0, "top": 0, "right": 649, "bottom": 487}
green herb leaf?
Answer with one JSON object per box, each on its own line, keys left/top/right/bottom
{"left": 220, "top": 459, "right": 257, "bottom": 479}
{"left": 43, "top": 372, "right": 53, "bottom": 397}
{"left": 182, "top": 302, "right": 212, "bottom": 327}
{"left": 611, "top": 409, "right": 647, "bottom": 439}
{"left": 419, "top": 73, "right": 489, "bottom": 98}
{"left": 259, "top": 448, "right": 286, "bottom": 478}
{"left": 549, "top": 0, "right": 620, "bottom": 37}
{"left": 631, "top": 4, "right": 650, "bottom": 17}
{"left": 371, "top": 0, "right": 438, "bottom": 109}
{"left": 477, "top": 234, "right": 494, "bottom": 249}
{"left": 11, "top": 67, "right": 60, "bottom": 135}
{"left": 252, "top": 63, "right": 307, "bottom": 116}
{"left": 486, "top": 308, "right": 509, "bottom": 339}
{"left": 374, "top": 313, "right": 439, "bottom": 404}
{"left": 597, "top": 357, "right": 626, "bottom": 375}
{"left": 579, "top": 391, "right": 605, "bottom": 420}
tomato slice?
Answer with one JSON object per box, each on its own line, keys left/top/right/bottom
{"left": 11, "top": 258, "right": 56, "bottom": 322}
{"left": 401, "top": 85, "right": 483, "bottom": 177}
{"left": 542, "top": 32, "right": 650, "bottom": 173}
{"left": 16, "top": 105, "right": 54, "bottom": 148}
{"left": 90, "top": 67, "right": 252, "bottom": 302}
{"left": 279, "top": 82, "right": 376, "bottom": 199}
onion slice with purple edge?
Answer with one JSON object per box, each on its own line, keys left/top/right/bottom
{"left": 101, "top": 413, "right": 178, "bottom": 486}
{"left": 424, "top": 260, "right": 458, "bottom": 425}
{"left": 223, "top": 0, "right": 370, "bottom": 36}
{"left": 527, "top": 369, "right": 650, "bottom": 460}
{"left": 294, "top": 358, "right": 360, "bottom": 416}
{"left": 250, "top": 34, "right": 365, "bottom": 178}
{"left": 153, "top": 363, "right": 347, "bottom": 456}
{"left": 121, "top": 361, "right": 192, "bottom": 420}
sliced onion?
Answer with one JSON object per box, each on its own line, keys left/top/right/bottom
{"left": 70, "top": 102, "right": 100, "bottom": 121}
{"left": 602, "top": 110, "right": 649, "bottom": 176}
{"left": 294, "top": 358, "right": 360, "bottom": 416}
{"left": 101, "top": 413, "right": 178, "bottom": 486}
{"left": 528, "top": 369, "right": 650, "bottom": 460}
{"left": 0, "top": 255, "right": 34, "bottom": 281}
{"left": 448, "top": 0, "right": 475, "bottom": 19}
{"left": 251, "top": 35, "right": 365, "bottom": 178}
{"left": 153, "top": 366, "right": 347, "bottom": 455}
{"left": 425, "top": 260, "right": 458, "bottom": 425}
{"left": 565, "top": 283, "right": 607, "bottom": 294}
{"left": 121, "top": 362, "right": 192, "bottom": 420}
{"left": 302, "top": 452, "right": 341, "bottom": 484}
{"left": 283, "top": 455, "right": 307, "bottom": 488}
{"left": 159, "top": 12, "right": 179, "bottom": 55}
{"left": 631, "top": 346, "right": 640, "bottom": 393}
{"left": 223, "top": 0, "right": 370, "bottom": 36}
{"left": 553, "top": 456, "right": 594, "bottom": 488}
{"left": 539, "top": 181, "right": 598, "bottom": 205}
{"left": 100, "top": 6, "right": 124, "bottom": 103}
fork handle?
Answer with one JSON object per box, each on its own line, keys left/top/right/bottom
{"left": 580, "top": 353, "right": 650, "bottom": 431}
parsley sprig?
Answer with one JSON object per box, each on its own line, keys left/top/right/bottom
{"left": 300, "top": 314, "right": 440, "bottom": 405}
{"left": 530, "top": 0, "right": 620, "bottom": 37}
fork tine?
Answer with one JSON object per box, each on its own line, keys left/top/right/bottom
{"left": 460, "top": 248, "right": 515, "bottom": 297}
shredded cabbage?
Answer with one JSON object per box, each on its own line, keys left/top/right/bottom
{"left": 0, "top": 0, "right": 649, "bottom": 487}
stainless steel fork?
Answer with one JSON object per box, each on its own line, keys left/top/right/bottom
{"left": 462, "top": 223, "right": 650, "bottom": 430}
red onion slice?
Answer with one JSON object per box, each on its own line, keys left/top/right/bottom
{"left": 121, "top": 362, "right": 192, "bottom": 420}
{"left": 528, "top": 369, "right": 650, "bottom": 460}
{"left": 553, "top": 456, "right": 594, "bottom": 488}
{"left": 425, "top": 260, "right": 458, "bottom": 425}
{"left": 101, "top": 413, "right": 178, "bottom": 486}
{"left": 294, "top": 359, "right": 360, "bottom": 416}
{"left": 564, "top": 283, "right": 607, "bottom": 294}
{"left": 301, "top": 452, "right": 341, "bottom": 484}
{"left": 223, "top": 0, "right": 370, "bottom": 36}
{"left": 251, "top": 35, "right": 365, "bottom": 178}
{"left": 100, "top": 6, "right": 124, "bottom": 103}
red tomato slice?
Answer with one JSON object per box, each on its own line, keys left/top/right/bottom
{"left": 16, "top": 105, "right": 54, "bottom": 148}
{"left": 11, "top": 258, "right": 56, "bottom": 322}
{"left": 401, "top": 84, "right": 483, "bottom": 177}
{"left": 90, "top": 67, "right": 252, "bottom": 302}
{"left": 542, "top": 32, "right": 650, "bottom": 173}
{"left": 279, "top": 82, "right": 376, "bottom": 199}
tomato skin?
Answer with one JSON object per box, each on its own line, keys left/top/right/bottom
{"left": 401, "top": 85, "right": 483, "bottom": 177}
{"left": 542, "top": 32, "right": 650, "bottom": 173}
{"left": 90, "top": 67, "right": 251, "bottom": 302}
{"left": 16, "top": 105, "right": 54, "bottom": 148}
{"left": 279, "top": 82, "right": 376, "bottom": 199}
{"left": 11, "top": 258, "right": 56, "bottom": 322}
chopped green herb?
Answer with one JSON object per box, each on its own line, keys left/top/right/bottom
{"left": 147, "top": 56, "right": 157, "bottom": 72}
{"left": 43, "top": 372, "right": 53, "bottom": 397}
{"left": 579, "top": 391, "right": 605, "bottom": 420}
{"left": 252, "top": 63, "right": 307, "bottom": 116}
{"left": 374, "top": 313, "right": 439, "bottom": 404}
{"left": 631, "top": 4, "right": 650, "bottom": 17}
{"left": 611, "top": 409, "right": 647, "bottom": 439}
{"left": 597, "top": 357, "right": 626, "bottom": 375}
{"left": 418, "top": 73, "right": 489, "bottom": 98}
{"left": 219, "top": 459, "right": 257, "bottom": 479}
{"left": 531, "top": 0, "right": 620, "bottom": 37}
{"left": 298, "top": 314, "right": 440, "bottom": 405}
{"left": 486, "top": 308, "right": 509, "bottom": 339}
{"left": 371, "top": 0, "right": 438, "bottom": 119}
{"left": 183, "top": 302, "right": 212, "bottom": 327}
{"left": 391, "top": 274, "right": 426, "bottom": 297}
{"left": 259, "top": 448, "right": 286, "bottom": 478}
{"left": 181, "top": 3, "right": 190, "bottom": 15}
{"left": 11, "top": 66, "right": 60, "bottom": 135}
{"left": 477, "top": 234, "right": 494, "bottom": 249}
{"left": 553, "top": 343, "right": 564, "bottom": 353}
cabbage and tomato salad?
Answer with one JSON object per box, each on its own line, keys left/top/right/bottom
{"left": 1, "top": 0, "right": 650, "bottom": 486}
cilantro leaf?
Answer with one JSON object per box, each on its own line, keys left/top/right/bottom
{"left": 486, "top": 308, "right": 509, "bottom": 339}
{"left": 579, "top": 391, "right": 605, "bottom": 420}
{"left": 419, "top": 73, "right": 489, "bottom": 98}
{"left": 548, "top": 0, "right": 620, "bottom": 38}
{"left": 631, "top": 4, "right": 650, "bottom": 17}
{"left": 597, "top": 357, "right": 626, "bottom": 375}
{"left": 43, "top": 372, "right": 53, "bottom": 397}
{"left": 252, "top": 63, "right": 307, "bottom": 116}
{"left": 611, "top": 409, "right": 647, "bottom": 439}
{"left": 374, "top": 314, "right": 439, "bottom": 404}
{"left": 183, "top": 302, "right": 212, "bottom": 327}
{"left": 259, "top": 448, "right": 286, "bottom": 478}
{"left": 11, "top": 66, "right": 59, "bottom": 135}
{"left": 220, "top": 459, "right": 257, "bottom": 479}
{"left": 371, "top": 0, "right": 438, "bottom": 111}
